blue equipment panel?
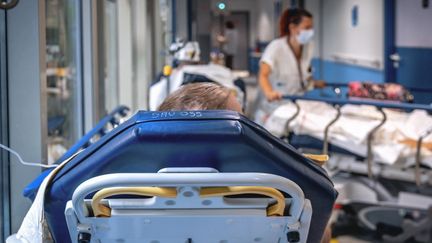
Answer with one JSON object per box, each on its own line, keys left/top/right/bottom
{"left": 43, "top": 110, "right": 337, "bottom": 243}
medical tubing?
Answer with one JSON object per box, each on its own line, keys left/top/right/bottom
{"left": 0, "top": 143, "right": 57, "bottom": 168}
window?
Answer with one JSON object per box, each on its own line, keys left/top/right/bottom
{"left": 45, "top": 0, "right": 83, "bottom": 163}
{"left": 97, "top": 0, "right": 167, "bottom": 117}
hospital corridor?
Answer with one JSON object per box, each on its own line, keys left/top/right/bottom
{"left": 1, "top": 0, "right": 432, "bottom": 242}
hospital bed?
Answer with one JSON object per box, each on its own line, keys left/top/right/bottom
{"left": 21, "top": 110, "right": 337, "bottom": 243}
{"left": 268, "top": 95, "right": 432, "bottom": 242}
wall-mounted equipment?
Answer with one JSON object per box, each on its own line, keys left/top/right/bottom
{"left": 351, "top": 5, "right": 359, "bottom": 27}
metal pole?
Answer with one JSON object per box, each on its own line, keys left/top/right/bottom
{"left": 323, "top": 105, "right": 341, "bottom": 155}
{"left": 282, "top": 102, "right": 300, "bottom": 141}
{"left": 366, "top": 108, "right": 387, "bottom": 179}
{"left": 415, "top": 128, "right": 432, "bottom": 186}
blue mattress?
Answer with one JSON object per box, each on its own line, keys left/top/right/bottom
{"left": 44, "top": 110, "right": 337, "bottom": 243}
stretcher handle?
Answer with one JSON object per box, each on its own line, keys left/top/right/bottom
{"left": 72, "top": 172, "right": 305, "bottom": 223}
{"left": 200, "top": 186, "right": 286, "bottom": 216}
{"left": 303, "top": 153, "right": 329, "bottom": 166}
{"left": 92, "top": 186, "right": 287, "bottom": 217}
{"left": 92, "top": 187, "right": 177, "bottom": 217}
{"left": 283, "top": 95, "right": 432, "bottom": 112}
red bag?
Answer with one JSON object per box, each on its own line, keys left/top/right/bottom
{"left": 348, "top": 81, "right": 414, "bottom": 102}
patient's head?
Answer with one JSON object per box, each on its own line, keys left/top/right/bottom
{"left": 158, "top": 82, "right": 242, "bottom": 113}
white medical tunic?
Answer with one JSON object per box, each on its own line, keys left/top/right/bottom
{"left": 260, "top": 37, "right": 314, "bottom": 95}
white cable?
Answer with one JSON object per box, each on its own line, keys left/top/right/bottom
{"left": 0, "top": 143, "right": 58, "bottom": 168}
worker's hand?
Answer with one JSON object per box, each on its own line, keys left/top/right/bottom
{"left": 264, "top": 90, "right": 282, "bottom": 102}
{"left": 216, "top": 35, "right": 227, "bottom": 43}
{"left": 313, "top": 80, "right": 326, "bottom": 89}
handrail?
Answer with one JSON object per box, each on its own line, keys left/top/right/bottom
{"left": 72, "top": 172, "right": 305, "bottom": 224}
{"left": 283, "top": 95, "right": 432, "bottom": 112}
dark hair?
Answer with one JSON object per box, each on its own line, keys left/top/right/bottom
{"left": 280, "top": 8, "right": 313, "bottom": 37}
{"left": 158, "top": 82, "right": 232, "bottom": 111}
{"left": 225, "top": 21, "right": 235, "bottom": 29}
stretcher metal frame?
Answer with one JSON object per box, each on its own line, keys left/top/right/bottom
{"left": 281, "top": 95, "right": 432, "bottom": 242}
{"left": 65, "top": 168, "right": 312, "bottom": 243}
{"left": 282, "top": 95, "right": 432, "bottom": 185}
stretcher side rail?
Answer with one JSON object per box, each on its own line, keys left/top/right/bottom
{"left": 22, "top": 105, "right": 129, "bottom": 200}
{"left": 56, "top": 105, "right": 130, "bottom": 163}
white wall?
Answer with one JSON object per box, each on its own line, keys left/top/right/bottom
{"left": 210, "top": 0, "right": 258, "bottom": 46}
{"left": 396, "top": 0, "right": 432, "bottom": 48}
{"left": 117, "top": 0, "right": 133, "bottom": 108}
{"left": 175, "top": 0, "right": 188, "bottom": 40}
{"left": 256, "top": 0, "right": 276, "bottom": 42}
{"left": 305, "top": 0, "right": 322, "bottom": 58}
{"left": 321, "top": 0, "right": 384, "bottom": 68}
{"left": 208, "top": 0, "right": 292, "bottom": 46}
{"left": 132, "top": 0, "right": 152, "bottom": 109}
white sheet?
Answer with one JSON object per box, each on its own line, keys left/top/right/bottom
{"left": 264, "top": 101, "right": 432, "bottom": 167}
{"left": 6, "top": 153, "right": 80, "bottom": 243}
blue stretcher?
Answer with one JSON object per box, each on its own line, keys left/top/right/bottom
{"left": 28, "top": 110, "right": 337, "bottom": 243}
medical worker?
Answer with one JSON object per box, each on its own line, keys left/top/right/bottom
{"left": 259, "top": 8, "right": 324, "bottom": 102}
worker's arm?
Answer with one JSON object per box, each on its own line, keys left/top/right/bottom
{"left": 259, "top": 62, "right": 282, "bottom": 102}
{"left": 306, "top": 73, "right": 326, "bottom": 89}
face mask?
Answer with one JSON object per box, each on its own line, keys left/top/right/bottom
{"left": 296, "top": 29, "right": 314, "bottom": 45}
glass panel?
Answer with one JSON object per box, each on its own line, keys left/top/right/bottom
{"left": 103, "top": 0, "right": 120, "bottom": 113}
{"left": 97, "top": 0, "right": 165, "bottom": 117}
{"left": 45, "top": 0, "right": 82, "bottom": 163}
{"left": 0, "top": 9, "right": 8, "bottom": 241}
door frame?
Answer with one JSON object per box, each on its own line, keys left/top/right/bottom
{"left": 228, "top": 11, "right": 250, "bottom": 70}
{"left": 0, "top": 7, "right": 10, "bottom": 242}
{"left": 384, "top": 0, "right": 396, "bottom": 83}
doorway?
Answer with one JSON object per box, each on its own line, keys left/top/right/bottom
{"left": 385, "top": 0, "right": 432, "bottom": 104}
{"left": 211, "top": 11, "right": 250, "bottom": 70}
{"left": 225, "top": 12, "right": 250, "bottom": 70}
